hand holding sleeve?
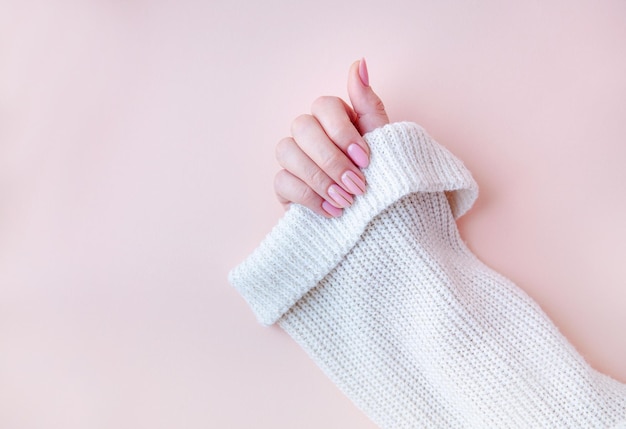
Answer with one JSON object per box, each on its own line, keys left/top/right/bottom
{"left": 229, "top": 122, "right": 626, "bottom": 428}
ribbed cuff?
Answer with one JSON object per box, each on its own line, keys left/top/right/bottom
{"left": 228, "top": 122, "right": 478, "bottom": 326}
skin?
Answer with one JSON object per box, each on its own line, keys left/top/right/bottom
{"left": 274, "top": 59, "right": 390, "bottom": 217}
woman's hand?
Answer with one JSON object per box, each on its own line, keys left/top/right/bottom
{"left": 274, "top": 59, "right": 390, "bottom": 217}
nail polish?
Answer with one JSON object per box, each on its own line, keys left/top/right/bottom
{"left": 359, "top": 57, "right": 369, "bottom": 87}
{"left": 328, "top": 184, "right": 353, "bottom": 208}
{"left": 322, "top": 200, "right": 342, "bottom": 217}
{"left": 341, "top": 171, "right": 366, "bottom": 196}
{"left": 347, "top": 143, "right": 369, "bottom": 168}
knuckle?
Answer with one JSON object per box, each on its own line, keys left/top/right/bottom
{"left": 328, "top": 126, "right": 354, "bottom": 146}
{"left": 319, "top": 151, "right": 344, "bottom": 173}
{"left": 297, "top": 185, "right": 317, "bottom": 206}
{"left": 274, "top": 137, "right": 292, "bottom": 164}
{"left": 273, "top": 169, "right": 286, "bottom": 189}
{"left": 307, "top": 165, "right": 328, "bottom": 190}
{"left": 311, "top": 95, "right": 340, "bottom": 113}
{"left": 373, "top": 98, "right": 386, "bottom": 113}
{"left": 291, "top": 114, "right": 314, "bottom": 135}
{"left": 273, "top": 170, "right": 290, "bottom": 204}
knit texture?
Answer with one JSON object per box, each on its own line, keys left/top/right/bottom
{"left": 229, "top": 122, "right": 626, "bottom": 428}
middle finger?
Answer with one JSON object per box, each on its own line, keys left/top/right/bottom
{"left": 290, "top": 114, "right": 366, "bottom": 197}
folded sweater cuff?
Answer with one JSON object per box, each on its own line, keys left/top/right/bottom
{"left": 228, "top": 121, "right": 478, "bottom": 326}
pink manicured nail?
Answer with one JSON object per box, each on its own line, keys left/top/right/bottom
{"left": 328, "top": 184, "right": 353, "bottom": 208}
{"left": 347, "top": 143, "right": 369, "bottom": 168}
{"left": 322, "top": 200, "right": 342, "bottom": 217}
{"left": 341, "top": 171, "right": 366, "bottom": 196}
{"left": 359, "top": 57, "right": 369, "bottom": 87}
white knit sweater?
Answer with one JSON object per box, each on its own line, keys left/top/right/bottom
{"left": 229, "top": 122, "right": 626, "bottom": 428}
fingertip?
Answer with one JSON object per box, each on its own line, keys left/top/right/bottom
{"left": 358, "top": 57, "right": 369, "bottom": 87}
{"left": 347, "top": 143, "right": 370, "bottom": 169}
{"left": 348, "top": 60, "right": 363, "bottom": 90}
{"left": 322, "top": 200, "right": 343, "bottom": 218}
{"left": 350, "top": 59, "right": 361, "bottom": 73}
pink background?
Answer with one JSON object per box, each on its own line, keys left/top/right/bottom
{"left": 1, "top": 1, "right": 625, "bottom": 427}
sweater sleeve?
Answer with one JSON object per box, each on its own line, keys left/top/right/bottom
{"left": 228, "top": 122, "right": 626, "bottom": 428}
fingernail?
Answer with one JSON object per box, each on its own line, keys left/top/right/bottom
{"left": 322, "top": 200, "right": 342, "bottom": 217}
{"left": 341, "top": 171, "right": 366, "bottom": 196}
{"left": 328, "top": 184, "right": 353, "bottom": 208}
{"left": 347, "top": 143, "right": 369, "bottom": 168}
{"left": 359, "top": 57, "right": 369, "bottom": 87}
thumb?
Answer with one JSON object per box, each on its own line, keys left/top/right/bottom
{"left": 347, "top": 58, "right": 389, "bottom": 135}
